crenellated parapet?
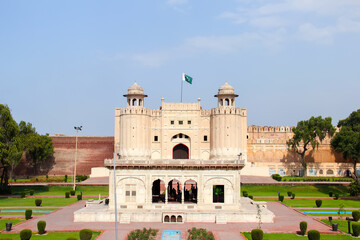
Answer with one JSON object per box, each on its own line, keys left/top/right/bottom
{"left": 116, "top": 107, "right": 152, "bottom": 116}
{"left": 201, "top": 109, "right": 211, "bottom": 117}
{"left": 210, "top": 107, "right": 246, "bottom": 116}
{"left": 248, "top": 125, "right": 293, "bottom": 133}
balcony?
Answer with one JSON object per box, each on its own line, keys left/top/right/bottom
{"left": 104, "top": 159, "right": 245, "bottom": 170}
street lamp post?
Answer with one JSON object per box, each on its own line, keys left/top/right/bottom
{"left": 73, "top": 126, "right": 82, "bottom": 191}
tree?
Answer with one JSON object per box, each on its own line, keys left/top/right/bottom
{"left": 331, "top": 109, "right": 360, "bottom": 182}
{"left": 287, "top": 116, "right": 335, "bottom": 177}
{"left": 0, "top": 104, "right": 54, "bottom": 193}
{"left": 0, "top": 104, "right": 23, "bottom": 193}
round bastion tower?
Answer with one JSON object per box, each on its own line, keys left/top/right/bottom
{"left": 115, "top": 82, "right": 151, "bottom": 160}
{"left": 210, "top": 82, "right": 247, "bottom": 161}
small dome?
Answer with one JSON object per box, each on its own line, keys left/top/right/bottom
{"left": 126, "top": 82, "right": 144, "bottom": 95}
{"left": 217, "top": 82, "right": 234, "bottom": 95}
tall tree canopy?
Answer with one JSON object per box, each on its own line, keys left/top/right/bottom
{"left": 331, "top": 109, "right": 360, "bottom": 182}
{"left": 0, "top": 104, "right": 54, "bottom": 193}
{"left": 287, "top": 116, "right": 335, "bottom": 177}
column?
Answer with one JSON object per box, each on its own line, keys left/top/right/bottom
{"left": 181, "top": 178, "right": 184, "bottom": 204}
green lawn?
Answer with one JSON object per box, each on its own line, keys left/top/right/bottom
{"left": 10, "top": 186, "right": 108, "bottom": 197}
{"left": 0, "top": 208, "right": 56, "bottom": 215}
{"left": 241, "top": 184, "right": 348, "bottom": 197}
{"left": 255, "top": 198, "right": 360, "bottom": 208}
{"left": 0, "top": 231, "right": 101, "bottom": 240}
{"left": 0, "top": 198, "right": 79, "bottom": 207}
{"left": 0, "top": 219, "right": 24, "bottom": 231}
{"left": 296, "top": 209, "right": 353, "bottom": 217}
{"left": 242, "top": 232, "right": 355, "bottom": 239}
{"left": 321, "top": 219, "right": 358, "bottom": 234}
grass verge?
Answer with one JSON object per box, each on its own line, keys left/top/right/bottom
{"left": 10, "top": 186, "right": 108, "bottom": 197}
{"left": 0, "top": 231, "right": 100, "bottom": 239}
{"left": 255, "top": 198, "right": 360, "bottom": 208}
{"left": 0, "top": 219, "right": 24, "bottom": 231}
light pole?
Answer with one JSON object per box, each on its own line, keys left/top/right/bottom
{"left": 73, "top": 126, "right": 82, "bottom": 191}
{"left": 114, "top": 153, "right": 120, "bottom": 240}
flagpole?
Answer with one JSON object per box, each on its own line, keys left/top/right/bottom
{"left": 181, "top": 74, "right": 183, "bottom": 103}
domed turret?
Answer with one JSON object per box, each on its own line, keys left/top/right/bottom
{"left": 124, "top": 82, "right": 147, "bottom": 107}
{"left": 214, "top": 82, "right": 238, "bottom": 107}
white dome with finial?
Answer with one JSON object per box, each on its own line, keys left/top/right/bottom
{"left": 216, "top": 82, "right": 237, "bottom": 96}
{"left": 126, "top": 82, "right": 145, "bottom": 95}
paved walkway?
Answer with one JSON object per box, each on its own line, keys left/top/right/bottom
{"left": 5, "top": 200, "right": 338, "bottom": 240}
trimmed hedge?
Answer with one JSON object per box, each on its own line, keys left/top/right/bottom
{"left": 65, "top": 192, "right": 70, "bottom": 198}
{"left": 328, "top": 191, "right": 333, "bottom": 197}
{"left": 287, "top": 191, "right": 292, "bottom": 197}
{"left": 77, "top": 194, "right": 82, "bottom": 201}
{"left": 352, "top": 210, "right": 360, "bottom": 222}
{"left": 278, "top": 195, "right": 284, "bottom": 202}
{"left": 242, "top": 191, "right": 248, "bottom": 197}
{"left": 307, "top": 230, "right": 320, "bottom": 240}
{"left": 35, "top": 199, "right": 42, "bottom": 206}
{"left": 25, "top": 209, "right": 32, "bottom": 220}
{"left": 70, "top": 190, "right": 76, "bottom": 196}
{"left": 37, "top": 220, "right": 46, "bottom": 234}
{"left": 300, "top": 221, "right": 307, "bottom": 236}
{"left": 334, "top": 193, "right": 339, "bottom": 200}
{"left": 21, "top": 192, "right": 26, "bottom": 198}
{"left": 251, "top": 229, "right": 263, "bottom": 240}
{"left": 271, "top": 174, "right": 282, "bottom": 181}
{"left": 79, "top": 229, "right": 93, "bottom": 240}
{"left": 315, "top": 200, "right": 322, "bottom": 208}
{"left": 29, "top": 190, "right": 34, "bottom": 196}
{"left": 105, "top": 198, "right": 109, "bottom": 205}
{"left": 248, "top": 195, "right": 254, "bottom": 200}
{"left": 20, "top": 229, "right": 32, "bottom": 240}
{"left": 291, "top": 193, "right": 295, "bottom": 199}
{"left": 353, "top": 222, "right": 360, "bottom": 237}
{"left": 281, "top": 176, "right": 353, "bottom": 182}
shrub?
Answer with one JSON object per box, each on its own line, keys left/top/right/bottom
{"left": 249, "top": 195, "right": 253, "bottom": 200}
{"left": 29, "top": 190, "right": 34, "bottom": 196}
{"left": 328, "top": 191, "right": 333, "bottom": 197}
{"left": 307, "top": 230, "right": 320, "bottom": 240}
{"left": 353, "top": 210, "right": 360, "bottom": 222}
{"left": 35, "top": 178, "right": 39, "bottom": 182}
{"left": 287, "top": 191, "right": 292, "bottom": 197}
{"left": 20, "top": 229, "right": 32, "bottom": 240}
{"left": 37, "top": 220, "right": 46, "bottom": 234}
{"left": 70, "top": 190, "right": 76, "bottom": 196}
{"left": 278, "top": 195, "right": 284, "bottom": 202}
{"left": 65, "top": 192, "right": 70, "bottom": 198}
{"left": 251, "top": 229, "right": 263, "bottom": 240}
{"left": 186, "top": 228, "right": 213, "bottom": 240}
{"left": 105, "top": 198, "right": 109, "bottom": 205}
{"left": 76, "top": 175, "right": 89, "bottom": 182}
{"left": 353, "top": 223, "right": 360, "bottom": 237}
{"left": 300, "top": 221, "right": 307, "bottom": 236}
{"left": 77, "top": 194, "right": 82, "bottom": 201}
{"left": 291, "top": 193, "right": 295, "bottom": 199}
{"left": 334, "top": 193, "right": 339, "bottom": 200}
{"left": 21, "top": 192, "right": 26, "bottom": 198}
{"left": 271, "top": 174, "right": 282, "bottom": 181}
{"left": 242, "top": 191, "right": 248, "bottom": 197}
{"left": 25, "top": 209, "right": 32, "bottom": 220}
{"left": 35, "top": 199, "right": 42, "bottom": 206}
{"left": 64, "top": 175, "right": 68, "bottom": 182}
{"left": 315, "top": 200, "right": 322, "bottom": 208}
{"left": 349, "top": 183, "right": 360, "bottom": 196}
{"left": 79, "top": 229, "right": 93, "bottom": 240}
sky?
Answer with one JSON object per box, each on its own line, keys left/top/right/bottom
{"left": 1, "top": 0, "right": 359, "bottom": 136}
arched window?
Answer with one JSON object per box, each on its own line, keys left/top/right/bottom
{"left": 164, "top": 215, "right": 169, "bottom": 222}
{"left": 167, "top": 179, "right": 182, "bottom": 203}
{"left": 177, "top": 215, "right": 183, "bottom": 222}
{"left": 132, "top": 98, "right": 137, "bottom": 106}
{"left": 184, "top": 179, "right": 197, "bottom": 203}
{"left": 225, "top": 98, "right": 229, "bottom": 106}
{"left": 171, "top": 215, "right": 176, "bottom": 222}
{"left": 152, "top": 179, "right": 165, "bottom": 203}
{"left": 173, "top": 144, "right": 189, "bottom": 159}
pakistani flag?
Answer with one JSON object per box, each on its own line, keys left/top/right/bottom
{"left": 182, "top": 73, "right": 193, "bottom": 84}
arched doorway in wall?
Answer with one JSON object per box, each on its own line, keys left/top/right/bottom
{"left": 167, "top": 179, "right": 182, "bottom": 203}
{"left": 184, "top": 179, "right": 197, "bottom": 203}
{"left": 152, "top": 179, "right": 165, "bottom": 203}
{"left": 173, "top": 144, "right": 189, "bottom": 159}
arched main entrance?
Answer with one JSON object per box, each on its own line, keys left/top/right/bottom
{"left": 173, "top": 144, "right": 189, "bottom": 159}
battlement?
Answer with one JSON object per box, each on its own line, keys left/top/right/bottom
{"left": 116, "top": 107, "right": 152, "bottom": 116}
{"left": 161, "top": 102, "right": 201, "bottom": 111}
{"left": 248, "top": 125, "right": 293, "bottom": 133}
{"left": 210, "top": 107, "right": 246, "bottom": 116}
{"left": 201, "top": 110, "right": 211, "bottom": 116}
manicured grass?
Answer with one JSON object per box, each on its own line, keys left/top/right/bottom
{"left": 296, "top": 209, "right": 352, "bottom": 217}
{"left": 10, "top": 185, "right": 108, "bottom": 197}
{"left": 0, "top": 219, "right": 24, "bottom": 230}
{"left": 241, "top": 184, "right": 348, "bottom": 197}
{"left": 242, "top": 232, "right": 355, "bottom": 239}
{"left": 255, "top": 198, "right": 360, "bottom": 208}
{"left": 0, "top": 208, "right": 56, "bottom": 215}
{"left": 0, "top": 198, "right": 79, "bottom": 207}
{"left": 321, "top": 219, "right": 359, "bottom": 234}
{"left": 0, "top": 231, "right": 101, "bottom": 239}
